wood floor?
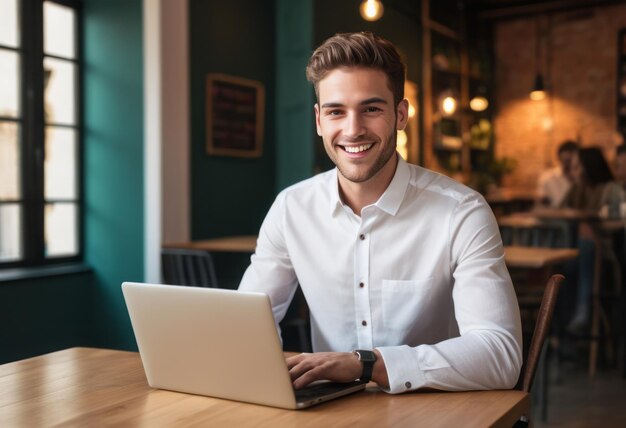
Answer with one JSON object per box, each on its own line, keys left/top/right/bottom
{"left": 535, "top": 364, "right": 626, "bottom": 427}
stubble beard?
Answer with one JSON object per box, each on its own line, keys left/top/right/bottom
{"left": 329, "top": 128, "right": 398, "bottom": 184}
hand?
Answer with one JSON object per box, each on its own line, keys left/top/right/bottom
{"left": 286, "top": 352, "right": 361, "bottom": 389}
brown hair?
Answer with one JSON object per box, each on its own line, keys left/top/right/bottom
{"left": 306, "top": 32, "right": 406, "bottom": 106}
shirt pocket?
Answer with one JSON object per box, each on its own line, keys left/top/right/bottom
{"left": 381, "top": 278, "right": 434, "bottom": 338}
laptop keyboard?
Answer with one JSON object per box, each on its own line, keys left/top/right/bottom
{"left": 294, "top": 381, "right": 366, "bottom": 401}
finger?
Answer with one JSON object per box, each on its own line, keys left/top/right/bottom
{"left": 288, "top": 356, "right": 317, "bottom": 381}
{"left": 286, "top": 353, "right": 307, "bottom": 369}
{"left": 292, "top": 365, "right": 325, "bottom": 389}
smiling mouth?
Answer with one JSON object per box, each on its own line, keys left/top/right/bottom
{"left": 341, "top": 143, "right": 373, "bottom": 153}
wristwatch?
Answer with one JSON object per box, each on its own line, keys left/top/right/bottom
{"left": 353, "top": 349, "right": 377, "bottom": 382}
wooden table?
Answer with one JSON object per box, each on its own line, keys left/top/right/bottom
{"left": 504, "top": 245, "right": 579, "bottom": 269}
{"left": 0, "top": 348, "right": 530, "bottom": 427}
{"left": 164, "top": 235, "right": 257, "bottom": 253}
{"left": 530, "top": 207, "right": 598, "bottom": 221}
{"left": 499, "top": 208, "right": 602, "bottom": 248}
{"left": 485, "top": 188, "right": 536, "bottom": 218}
{"left": 503, "top": 245, "right": 578, "bottom": 422}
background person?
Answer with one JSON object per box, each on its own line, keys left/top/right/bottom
{"left": 537, "top": 140, "right": 579, "bottom": 207}
{"left": 560, "top": 147, "right": 614, "bottom": 332}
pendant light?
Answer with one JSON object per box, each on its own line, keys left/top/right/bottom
{"left": 470, "top": 85, "right": 489, "bottom": 112}
{"left": 530, "top": 74, "right": 546, "bottom": 101}
{"left": 530, "top": 18, "right": 547, "bottom": 101}
{"left": 360, "top": 0, "right": 384, "bottom": 22}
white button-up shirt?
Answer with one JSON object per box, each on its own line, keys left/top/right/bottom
{"left": 239, "top": 157, "right": 522, "bottom": 393}
{"left": 537, "top": 166, "right": 571, "bottom": 207}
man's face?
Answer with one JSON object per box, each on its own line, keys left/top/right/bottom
{"left": 569, "top": 151, "right": 584, "bottom": 183}
{"left": 559, "top": 150, "right": 575, "bottom": 177}
{"left": 616, "top": 152, "right": 626, "bottom": 182}
{"left": 314, "top": 67, "right": 408, "bottom": 185}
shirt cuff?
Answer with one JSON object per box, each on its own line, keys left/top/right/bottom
{"left": 376, "top": 345, "right": 424, "bottom": 394}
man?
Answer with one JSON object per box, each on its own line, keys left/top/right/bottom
{"left": 537, "top": 140, "right": 579, "bottom": 207}
{"left": 239, "top": 32, "right": 521, "bottom": 394}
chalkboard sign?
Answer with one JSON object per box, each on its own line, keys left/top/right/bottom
{"left": 206, "top": 74, "right": 264, "bottom": 157}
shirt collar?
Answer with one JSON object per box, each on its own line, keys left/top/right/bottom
{"left": 329, "top": 169, "right": 344, "bottom": 217}
{"left": 328, "top": 155, "right": 411, "bottom": 217}
{"left": 375, "top": 155, "right": 410, "bottom": 216}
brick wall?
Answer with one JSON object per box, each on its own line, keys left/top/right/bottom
{"left": 493, "top": 4, "right": 626, "bottom": 189}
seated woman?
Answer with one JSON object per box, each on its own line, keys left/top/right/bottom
{"left": 560, "top": 147, "right": 614, "bottom": 332}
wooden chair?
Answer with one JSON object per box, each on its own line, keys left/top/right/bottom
{"left": 515, "top": 273, "right": 565, "bottom": 427}
{"left": 161, "top": 248, "right": 219, "bottom": 287}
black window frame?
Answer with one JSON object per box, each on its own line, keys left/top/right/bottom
{"left": 0, "top": 0, "right": 83, "bottom": 269}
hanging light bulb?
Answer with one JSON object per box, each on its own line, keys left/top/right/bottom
{"left": 470, "top": 85, "right": 489, "bottom": 112}
{"left": 441, "top": 95, "right": 457, "bottom": 116}
{"left": 360, "top": 0, "right": 384, "bottom": 22}
{"left": 470, "top": 95, "right": 489, "bottom": 112}
{"left": 530, "top": 73, "right": 546, "bottom": 101}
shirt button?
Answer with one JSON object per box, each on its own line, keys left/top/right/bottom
{"left": 361, "top": 320, "right": 367, "bottom": 326}
{"left": 405, "top": 381, "right": 412, "bottom": 389}
{"left": 359, "top": 282, "right": 364, "bottom": 288}
{"left": 359, "top": 234, "right": 365, "bottom": 240}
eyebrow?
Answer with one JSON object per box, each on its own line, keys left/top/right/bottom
{"left": 320, "top": 97, "right": 388, "bottom": 109}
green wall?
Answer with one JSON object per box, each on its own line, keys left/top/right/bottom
{"left": 0, "top": 272, "right": 93, "bottom": 364}
{"left": 189, "top": 0, "right": 280, "bottom": 289}
{"left": 83, "top": 0, "right": 144, "bottom": 351}
{"left": 275, "top": 0, "right": 315, "bottom": 190}
{"left": 190, "top": 0, "right": 277, "bottom": 242}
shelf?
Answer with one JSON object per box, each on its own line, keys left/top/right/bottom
{"left": 432, "top": 66, "right": 462, "bottom": 75}
{"left": 432, "top": 67, "right": 487, "bottom": 82}
{"left": 423, "top": 0, "right": 493, "bottom": 179}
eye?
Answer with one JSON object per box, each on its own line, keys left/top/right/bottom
{"left": 325, "top": 109, "right": 343, "bottom": 116}
{"left": 363, "top": 106, "right": 382, "bottom": 113}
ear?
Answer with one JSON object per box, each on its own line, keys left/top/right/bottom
{"left": 314, "top": 104, "right": 322, "bottom": 136}
{"left": 396, "top": 99, "right": 409, "bottom": 131}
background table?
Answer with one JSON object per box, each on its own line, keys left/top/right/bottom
{"left": 164, "top": 235, "right": 257, "bottom": 253}
{"left": 0, "top": 348, "right": 530, "bottom": 427}
{"left": 504, "top": 246, "right": 579, "bottom": 269}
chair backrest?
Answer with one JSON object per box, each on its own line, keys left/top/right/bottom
{"left": 161, "top": 248, "right": 219, "bottom": 288}
{"left": 518, "top": 274, "right": 565, "bottom": 393}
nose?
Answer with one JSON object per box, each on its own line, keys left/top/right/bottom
{"left": 343, "top": 112, "right": 366, "bottom": 140}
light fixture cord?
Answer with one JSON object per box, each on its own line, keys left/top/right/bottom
{"left": 535, "top": 17, "right": 542, "bottom": 76}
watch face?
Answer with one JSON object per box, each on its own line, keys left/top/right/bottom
{"left": 355, "top": 350, "right": 376, "bottom": 362}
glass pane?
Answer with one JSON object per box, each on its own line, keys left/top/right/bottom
{"left": 44, "top": 1, "right": 76, "bottom": 59}
{"left": 0, "top": 121, "right": 20, "bottom": 199}
{"left": 0, "top": 48, "right": 20, "bottom": 117}
{"left": 0, "top": 0, "right": 19, "bottom": 48}
{"left": 45, "top": 202, "right": 78, "bottom": 257}
{"left": 0, "top": 203, "right": 22, "bottom": 261}
{"left": 44, "top": 57, "right": 76, "bottom": 125}
{"left": 45, "top": 126, "right": 77, "bottom": 199}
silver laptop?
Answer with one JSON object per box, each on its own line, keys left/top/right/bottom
{"left": 121, "top": 282, "right": 366, "bottom": 409}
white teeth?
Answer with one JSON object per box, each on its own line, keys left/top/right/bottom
{"left": 344, "top": 144, "right": 373, "bottom": 153}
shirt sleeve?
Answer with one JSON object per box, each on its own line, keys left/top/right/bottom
{"left": 238, "top": 191, "right": 299, "bottom": 329}
{"left": 377, "top": 193, "right": 523, "bottom": 394}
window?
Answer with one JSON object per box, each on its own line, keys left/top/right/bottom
{"left": 0, "top": 0, "right": 82, "bottom": 268}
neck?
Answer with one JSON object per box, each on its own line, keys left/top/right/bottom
{"left": 338, "top": 155, "right": 398, "bottom": 216}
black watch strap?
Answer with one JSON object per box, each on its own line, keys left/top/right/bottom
{"left": 354, "top": 349, "right": 377, "bottom": 382}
